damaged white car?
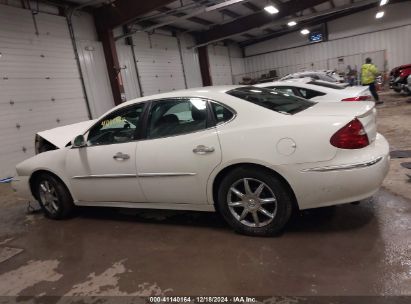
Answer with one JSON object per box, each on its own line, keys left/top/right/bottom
{"left": 13, "top": 86, "right": 389, "bottom": 236}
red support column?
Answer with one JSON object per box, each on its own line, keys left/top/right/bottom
{"left": 95, "top": 26, "right": 125, "bottom": 106}
{"left": 198, "top": 46, "right": 212, "bottom": 86}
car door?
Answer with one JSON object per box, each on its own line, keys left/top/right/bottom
{"left": 135, "top": 97, "right": 222, "bottom": 205}
{"left": 66, "top": 103, "right": 147, "bottom": 203}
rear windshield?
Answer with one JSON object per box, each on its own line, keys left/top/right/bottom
{"left": 227, "top": 87, "right": 315, "bottom": 115}
{"left": 308, "top": 80, "right": 344, "bottom": 90}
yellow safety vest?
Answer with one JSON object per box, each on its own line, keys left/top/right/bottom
{"left": 361, "top": 64, "right": 378, "bottom": 85}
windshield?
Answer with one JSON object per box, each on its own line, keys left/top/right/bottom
{"left": 308, "top": 81, "right": 344, "bottom": 90}
{"left": 227, "top": 87, "right": 316, "bottom": 115}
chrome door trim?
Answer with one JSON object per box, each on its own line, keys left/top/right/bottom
{"left": 301, "top": 156, "right": 383, "bottom": 172}
{"left": 72, "top": 174, "right": 137, "bottom": 179}
{"left": 138, "top": 173, "right": 197, "bottom": 177}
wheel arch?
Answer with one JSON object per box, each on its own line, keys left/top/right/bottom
{"left": 211, "top": 162, "right": 299, "bottom": 212}
{"left": 29, "top": 170, "right": 72, "bottom": 201}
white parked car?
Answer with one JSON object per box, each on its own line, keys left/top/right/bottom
{"left": 255, "top": 79, "right": 372, "bottom": 102}
{"left": 407, "top": 74, "right": 411, "bottom": 94}
{"left": 280, "top": 70, "right": 346, "bottom": 84}
{"left": 12, "top": 86, "right": 389, "bottom": 236}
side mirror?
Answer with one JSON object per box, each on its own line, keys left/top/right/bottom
{"left": 72, "top": 135, "right": 87, "bottom": 148}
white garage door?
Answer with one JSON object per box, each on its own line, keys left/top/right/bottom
{"left": 0, "top": 5, "right": 89, "bottom": 178}
{"left": 208, "top": 45, "right": 233, "bottom": 85}
{"left": 132, "top": 32, "right": 186, "bottom": 96}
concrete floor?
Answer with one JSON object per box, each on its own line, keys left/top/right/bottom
{"left": 0, "top": 91, "right": 410, "bottom": 298}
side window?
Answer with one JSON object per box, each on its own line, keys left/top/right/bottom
{"left": 211, "top": 102, "right": 234, "bottom": 124}
{"left": 296, "top": 88, "right": 326, "bottom": 99}
{"left": 269, "top": 86, "right": 296, "bottom": 96}
{"left": 87, "top": 104, "right": 145, "bottom": 146}
{"left": 147, "top": 98, "right": 208, "bottom": 139}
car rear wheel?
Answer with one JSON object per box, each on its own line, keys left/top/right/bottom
{"left": 34, "top": 173, "right": 74, "bottom": 219}
{"left": 217, "top": 167, "right": 293, "bottom": 236}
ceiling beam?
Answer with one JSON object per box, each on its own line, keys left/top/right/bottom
{"left": 156, "top": 6, "right": 213, "bottom": 26}
{"left": 197, "top": 0, "right": 330, "bottom": 45}
{"left": 240, "top": 0, "right": 409, "bottom": 47}
{"left": 94, "top": 0, "right": 176, "bottom": 29}
{"left": 242, "top": 2, "right": 260, "bottom": 12}
{"left": 221, "top": 8, "right": 242, "bottom": 18}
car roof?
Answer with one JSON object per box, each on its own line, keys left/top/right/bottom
{"left": 101, "top": 85, "right": 244, "bottom": 116}
{"left": 121, "top": 85, "right": 241, "bottom": 106}
{"left": 255, "top": 79, "right": 333, "bottom": 92}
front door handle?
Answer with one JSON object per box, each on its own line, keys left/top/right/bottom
{"left": 193, "top": 145, "right": 215, "bottom": 154}
{"left": 113, "top": 152, "right": 130, "bottom": 160}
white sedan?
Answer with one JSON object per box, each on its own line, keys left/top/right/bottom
{"left": 12, "top": 86, "right": 389, "bottom": 236}
{"left": 255, "top": 78, "right": 372, "bottom": 102}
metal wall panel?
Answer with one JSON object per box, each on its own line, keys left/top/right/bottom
{"left": 243, "top": 2, "right": 411, "bottom": 79}
{"left": 116, "top": 43, "right": 141, "bottom": 101}
{"left": 132, "top": 32, "right": 186, "bottom": 96}
{"left": 77, "top": 40, "right": 114, "bottom": 117}
{"left": 0, "top": 4, "right": 89, "bottom": 178}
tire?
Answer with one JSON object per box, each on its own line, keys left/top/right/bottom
{"left": 33, "top": 173, "right": 75, "bottom": 219}
{"left": 216, "top": 167, "right": 293, "bottom": 237}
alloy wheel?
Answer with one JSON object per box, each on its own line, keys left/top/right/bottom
{"left": 38, "top": 180, "right": 59, "bottom": 214}
{"left": 227, "top": 178, "right": 278, "bottom": 228}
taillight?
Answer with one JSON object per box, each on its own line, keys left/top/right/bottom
{"left": 330, "top": 118, "right": 369, "bottom": 149}
{"left": 341, "top": 96, "right": 372, "bottom": 101}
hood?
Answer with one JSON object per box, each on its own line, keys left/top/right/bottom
{"left": 37, "top": 119, "right": 97, "bottom": 149}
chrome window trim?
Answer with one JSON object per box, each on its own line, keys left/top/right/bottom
{"left": 209, "top": 100, "right": 237, "bottom": 127}
{"left": 71, "top": 96, "right": 238, "bottom": 146}
{"left": 301, "top": 156, "right": 383, "bottom": 172}
{"left": 141, "top": 97, "right": 237, "bottom": 141}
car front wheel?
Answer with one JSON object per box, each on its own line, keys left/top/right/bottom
{"left": 34, "top": 173, "right": 74, "bottom": 219}
{"left": 217, "top": 167, "right": 293, "bottom": 236}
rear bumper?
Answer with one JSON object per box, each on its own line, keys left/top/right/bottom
{"left": 281, "top": 133, "right": 390, "bottom": 210}
{"left": 11, "top": 176, "right": 35, "bottom": 202}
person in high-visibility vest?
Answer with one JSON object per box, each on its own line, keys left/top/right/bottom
{"left": 361, "top": 58, "right": 383, "bottom": 104}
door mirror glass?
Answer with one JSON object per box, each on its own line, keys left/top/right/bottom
{"left": 72, "top": 135, "right": 86, "bottom": 148}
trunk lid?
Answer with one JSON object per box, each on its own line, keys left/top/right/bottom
{"left": 298, "top": 102, "right": 377, "bottom": 142}
{"left": 343, "top": 86, "right": 371, "bottom": 98}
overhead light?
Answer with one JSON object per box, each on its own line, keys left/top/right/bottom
{"left": 380, "top": 0, "right": 389, "bottom": 6}
{"left": 287, "top": 21, "right": 297, "bottom": 27}
{"left": 264, "top": 5, "right": 279, "bottom": 14}
{"left": 375, "top": 11, "right": 385, "bottom": 19}
{"left": 301, "top": 29, "right": 310, "bottom": 35}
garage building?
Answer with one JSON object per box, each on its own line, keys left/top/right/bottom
{"left": 0, "top": 0, "right": 410, "bottom": 299}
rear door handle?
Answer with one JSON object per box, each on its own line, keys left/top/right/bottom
{"left": 193, "top": 145, "right": 215, "bottom": 154}
{"left": 113, "top": 152, "right": 130, "bottom": 160}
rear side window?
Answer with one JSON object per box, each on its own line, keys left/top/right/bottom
{"left": 227, "top": 87, "right": 315, "bottom": 115}
{"left": 267, "top": 86, "right": 296, "bottom": 96}
{"left": 211, "top": 102, "right": 234, "bottom": 124}
{"left": 296, "top": 88, "right": 326, "bottom": 99}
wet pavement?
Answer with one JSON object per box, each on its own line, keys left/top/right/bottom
{"left": 0, "top": 186, "right": 410, "bottom": 297}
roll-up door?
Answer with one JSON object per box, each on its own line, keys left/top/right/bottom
{"left": 0, "top": 5, "right": 89, "bottom": 178}
{"left": 132, "top": 32, "right": 186, "bottom": 96}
